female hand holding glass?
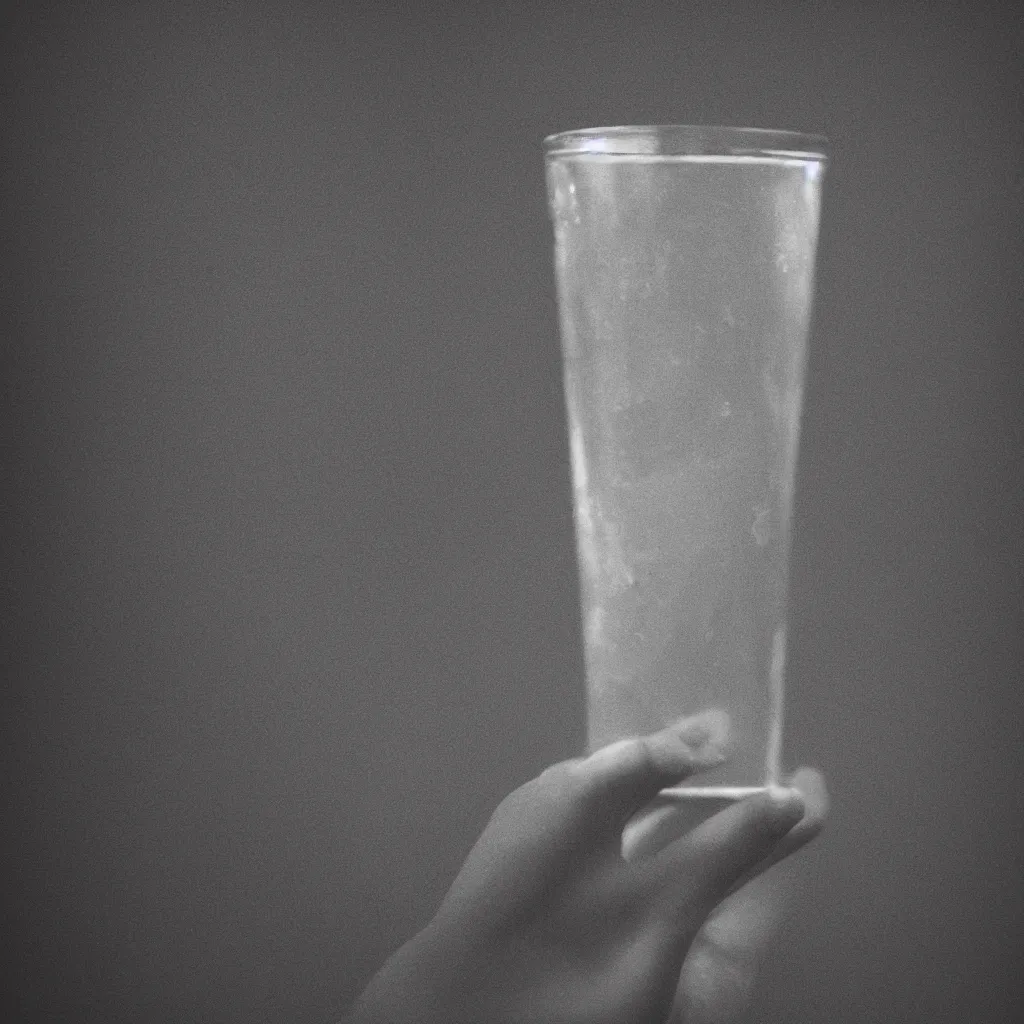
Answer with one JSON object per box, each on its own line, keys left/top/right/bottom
{"left": 346, "top": 712, "right": 826, "bottom": 1024}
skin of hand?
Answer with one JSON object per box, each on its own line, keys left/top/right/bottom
{"left": 347, "top": 711, "right": 827, "bottom": 1024}
{"left": 621, "top": 760, "right": 828, "bottom": 1023}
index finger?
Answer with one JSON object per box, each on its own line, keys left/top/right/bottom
{"left": 569, "top": 710, "right": 732, "bottom": 829}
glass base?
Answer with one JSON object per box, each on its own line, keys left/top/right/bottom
{"left": 659, "top": 785, "right": 768, "bottom": 801}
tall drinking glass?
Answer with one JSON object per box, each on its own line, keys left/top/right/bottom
{"left": 546, "top": 125, "right": 827, "bottom": 805}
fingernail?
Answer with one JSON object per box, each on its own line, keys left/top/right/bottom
{"left": 676, "top": 708, "right": 731, "bottom": 748}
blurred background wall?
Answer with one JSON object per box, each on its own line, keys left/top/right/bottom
{"left": 3, "top": 1, "right": 1021, "bottom": 1021}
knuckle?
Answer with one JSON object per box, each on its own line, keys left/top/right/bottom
{"left": 581, "top": 736, "right": 656, "bottom": 800}
{"left": 535, "top": 759, "right": 585, "bottom": 804}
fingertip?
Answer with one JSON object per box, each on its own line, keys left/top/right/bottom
{"left": 674, "top": 708, "right": 733, "bottom": 759}
{"left": 746, "top": 788, "right": 805, "bottom": 847}
{"left": 785, "top": 767, "right": 829, "bottom": 829}
{"left": 789, "top": 766, "right": 828, "bottom": 803}
{"left": 764, "top": 785, "right": 806, "bottom": 820}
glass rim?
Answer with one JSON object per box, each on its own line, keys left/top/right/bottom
{"left": 544, "top": 124, "right": 829, "bottom": 161}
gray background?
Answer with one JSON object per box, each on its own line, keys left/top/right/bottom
{"left": 3, "top": 1, "right": 1021, "bottom": 1022}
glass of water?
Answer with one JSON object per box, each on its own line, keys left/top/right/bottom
{"left": 546, "top": 125, "right": 827, "bottom": 803}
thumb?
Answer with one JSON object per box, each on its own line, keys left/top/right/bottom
{"left": 650, "top": 787, "right": 806, "bottom": 922}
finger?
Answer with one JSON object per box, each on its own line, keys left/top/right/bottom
{"left": 720, "top": 767, "right": 828, "bottom": 899}
{"left": 621, "top": 797, "right": 689, "bottom": 862}
{"left": 651, "top": 786, "right": 805, "bottom": 920}
{"left": 570, "top": 710, "right": 732, "bottom": 827}
{"left": 622, "top": 789, "right": 742, "bottom": 863}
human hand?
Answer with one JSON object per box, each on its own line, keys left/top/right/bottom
{"left": 621, "top": 763, "right": 828, "bottom": 1023}
{"left": 347, "top": 713, "right": 826, "bottom": 1024}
